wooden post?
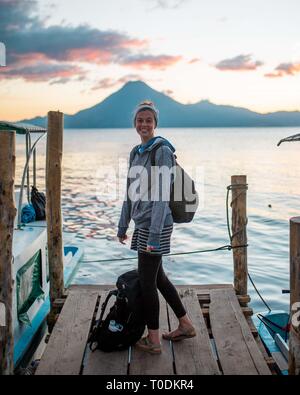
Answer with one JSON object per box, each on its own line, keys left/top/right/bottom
{"left": 231, "top": 175, "right": 248, "bottom": 296}
{"left": 289, "top": 217, "right": 300, "bottom": 375}
{"left": 0, "top": 131, "right": 17, "bottom": 375}
{"left": 46, "top": 111, "right": 64, "bottom": 329}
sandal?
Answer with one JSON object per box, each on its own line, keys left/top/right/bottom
{"left": 135, "top": 336, "right": 162, "bottom": 354}
{"left": 162, "top": 326, "right": 196, "bottom": 342}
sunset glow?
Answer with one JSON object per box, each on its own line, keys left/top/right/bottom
{"left": 1, "top": 0, "right": 300, "bottom": 121}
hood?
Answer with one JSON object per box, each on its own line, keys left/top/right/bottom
{"left": 138, "top": 136, "right": 176, "bottom": 154}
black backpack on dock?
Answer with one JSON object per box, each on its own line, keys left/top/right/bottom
{"left": 89, "top": 270, "right": 145, "bottom": 352}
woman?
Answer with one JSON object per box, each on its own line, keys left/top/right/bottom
{"left": 117, "top": 101, "right": 196, "bottom": 354}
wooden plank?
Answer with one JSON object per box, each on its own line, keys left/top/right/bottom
{"left": 36, "top": 287, "right": 100, "bottom": 375}
{"left": 176, "top": 284, "right": 233, "bottom": 293}
{"left": 231, "top": 175, "right": 248, "bottom": 295}
{"left": 202, "top": 306, "right": 253, "bottom": 318}
{"left": 210, "top": 288, "right": 271, "bottom": 375}
{"left": 0, "top": 131, "right": 16, "bottom": 375}
{"left": 82, "top": 291, "right": 129, "bottom": 375}
{"left": 129, "top": 293, "right": 174, "bottom": 375}
{"left": 271, "top": 352, "right": 288, "bottom": 372}
{"left": 198, "top": 294, "right": 250, "bottom": 305}
{"left": 168, "top": 288, "right": 220, "bottom": 375}
{"left": 246, "top": 316, "right": 259, "bottom": 337}
{"left": 289, "top": 217, "right": 300, "bottom": 375}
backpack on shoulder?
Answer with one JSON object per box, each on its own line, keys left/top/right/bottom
{"left": 88, "top": 270, "right": 145, "bottom": 352}
{"left": 129, "top": 142, "right": 199, "bottom": 223}
{"left": 150, "top": 143, "right": 199, "bottom": 223}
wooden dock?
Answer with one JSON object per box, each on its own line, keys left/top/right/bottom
{"left": 35, "top": 284, "right": 274, "bottom": 375}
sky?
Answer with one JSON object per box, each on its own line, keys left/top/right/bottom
{"left": 0, "top": 0, "right": 300, "bottom": 121}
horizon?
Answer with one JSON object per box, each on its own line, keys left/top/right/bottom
{"left": 1, "top": 0, "right": 300, "bottom": 121}
{"left": 20, "top": 80, "right": 300, "bottom": 122}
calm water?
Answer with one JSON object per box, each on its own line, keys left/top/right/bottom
{"left": 15, "top": 127, "right": 300, "bottom": 313}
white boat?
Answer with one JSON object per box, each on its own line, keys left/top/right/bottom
{"left": 0, "top": 121, "right": 83, "bottom": 368}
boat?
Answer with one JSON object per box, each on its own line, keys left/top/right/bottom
{"left": 0, "top": 121, "right": 84, "bottom": 369}
{"left": 253, "top": 310, "right": 290, "bottom": 375}
{"left": 277, "top": 132, "right": 300, "bottom": 146}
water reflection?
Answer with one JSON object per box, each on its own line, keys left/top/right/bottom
{"left": 15, "top": 127, "right": 300, "bottom": 312}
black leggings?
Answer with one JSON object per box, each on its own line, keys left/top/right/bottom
{"left": 138, "top": 251, "right": 186, "bottom": 330}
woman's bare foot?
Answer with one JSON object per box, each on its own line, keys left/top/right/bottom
{"left": 162, "top": 314, "right": 196, "bottom": 341}
{"left": 148, "top": 328, "right": 160, "bottom": 345}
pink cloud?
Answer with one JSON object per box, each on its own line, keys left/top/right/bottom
{"left": 265, "top": 62, "right": 300, "bottom": 78}
{"left": 0, "top": 61, "right": 85, "bottom": 82}
{"left": 65, "top": 48, "right": 113, "bottom": 64}
{"left": 121, "top": 54, "right": 182, "bottom": 69}
{"left": 91, "top": 74, "right": 144, "bottom": 91}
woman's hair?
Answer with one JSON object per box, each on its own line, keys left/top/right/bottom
{"left": 133, "top": 100, "right": 159, "bottom": 127}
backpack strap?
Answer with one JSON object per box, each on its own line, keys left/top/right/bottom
{"left": 99, "top": 289, "right": 118, "bottom": 322}
{"left": 150, "top": 142, "right": 177, "bottom": 166}
{"left": 130, "top": 142, "right": 177, "bottom": 169}
{"left": 89, "top": 289, "right": 118, "bottom": 351}
{"left": 129, "top": 145, "right": 140, "bottom": 168}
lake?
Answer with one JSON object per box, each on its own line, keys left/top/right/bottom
{"left": 15, "top": 127, "right": 300, "bottom": 313}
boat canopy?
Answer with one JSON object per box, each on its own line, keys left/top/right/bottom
{"left": 0, "top": 121, "right": 46, "bottom": 134}
{"left": 0, "top": 121, "right": 47, "bottom": 227}
{"left": 277, "top": 132, "right": 300, "bottom": 146}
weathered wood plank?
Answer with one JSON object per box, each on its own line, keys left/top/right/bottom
{"left": 82, "top": 291, "right": 129, "bottom": 375}
{"left": 198, "top": 294, "right": 250, "bottom": 305}
{"left": 36, "top": 287, "right": 99, "bottom": 375}
{"left": 129, "top": 293, "right": 174, "bottom": 375}
{"left": 231, "top": 175, "right": 248, "bottom": 295}
{"left": 202, "top": 306, "right": 253, "bottom": 318}
{"left": 210, "top": 288, "right": 271, "bottom": 375}
{"left": 0, "top": 131, "right": 16, "bottom": 375}
{"left": 176, "top": 284, "right": 233, "bottom": 292}
{"left": 168, "top": 288, "right": 220, "bottom": 375}
{"left": 289, "top": 217, "right": 300, "bottom": 375}
{"left": 46, "top": 111, "right": 64, "bottom": 306}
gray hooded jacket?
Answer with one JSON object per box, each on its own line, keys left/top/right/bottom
{"left": 117, "top": 136, "right": 176, "bottom": 246}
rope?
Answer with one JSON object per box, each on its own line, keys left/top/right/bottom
{"left": 226, "top": 183, "right": 272, "bottom": 312}
{"left": 20, "top": 183, "right": 273, "bottom": 314}
{"left": 80, "top": 244, "right": 248, "bottom": 263}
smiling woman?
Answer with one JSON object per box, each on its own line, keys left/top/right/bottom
{"left": 117, "top": 100, "right": 196, "bottom": 354}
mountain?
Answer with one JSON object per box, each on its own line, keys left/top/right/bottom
{"left": 22, "top": 81, "right": 300, "bottom": 128}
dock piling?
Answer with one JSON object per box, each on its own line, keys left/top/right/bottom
{"left": 289, "top": 217, "right": 300, "bottom": 375}
{"left": 46, "top": 111, "right": 65, "bottom": 330}
{"left": 0, "top": 131, "right": 16, "bottom": 375}
{"left": 231, "top": 175, "right": 248, "bottom": 296}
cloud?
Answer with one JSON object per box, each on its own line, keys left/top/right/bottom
{"left": 91, "top": 74, "right": 143, "bottom": 91}
{"left": 0, "top": 60, "right": 85, "bottom": 82}
{"left": 215, "top": 54, "right": 263, "bottom": 71}
{"left": 91, "top": 78, "right": 120, "bottom": 91}
{"left": 265, "top": 62, "right": 300, "bottom": 78}
{"left": 1, "top": 0, "right": 179, "bottom": 83}
{"left": 120, "top": 54, "right": 182, "bottom": 69}
{"left": 188, "top": 58, "right": 201, "bottom": 64}
{"left": 162, "top": 89, "right": 174, "bottom": 96}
